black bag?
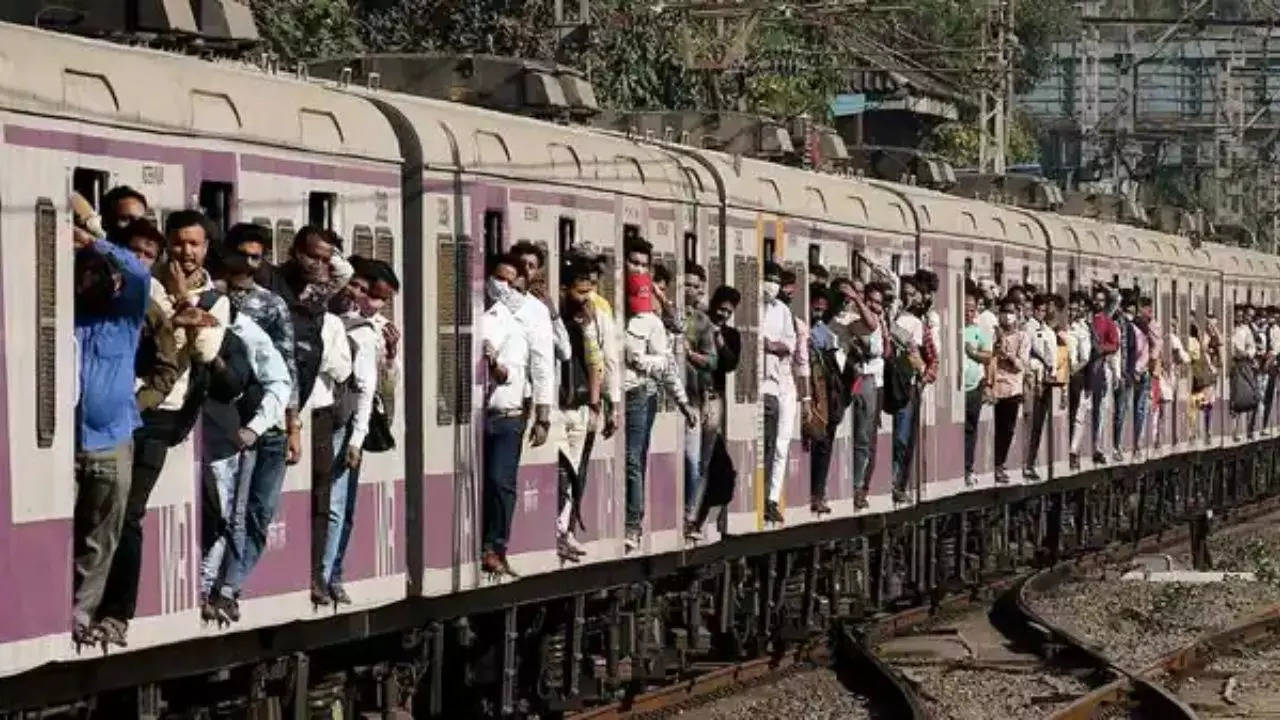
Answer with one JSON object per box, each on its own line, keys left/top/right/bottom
{"left": 701, "top": 436, "right": 737, "bottom": 508}
{"left": 1231, "top": 362, "right": 1260, "bottom": 413}
{"left": 883, "top": 351, "right": 916, "bottom": 415}
{"left": 362, "top": 393, "right": 396, "bottom": 453}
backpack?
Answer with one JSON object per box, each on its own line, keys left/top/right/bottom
{"left": 1231, "top": 362, "right": 1260, "bottom": 414}
{"left": 333, "top": 319, "right": 396, "bottom": 454}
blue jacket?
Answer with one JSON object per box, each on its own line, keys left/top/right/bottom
{"left": 76, "top": 238, "right": 149, "bottom": 452}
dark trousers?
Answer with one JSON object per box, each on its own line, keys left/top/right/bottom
{"left": 762, "top": 394, "right": 780, "bottom": 499}
{"left": 993, "top": 396, "right": 1021, "bottom": 468}
{"left": 308, "top": 406, "right": 337, "bottom": 586}
{"left": 849, "top": 377, "right": 877, "bottom": 492}
{"left": 483, "top": 415, "right": 525, "bottom": 554}
{"left": 1263, "top": 372, "right": 1278, "bottom": 427}
{"left": 98, "top": 410, "right": 180, "bottom": 622}
{"left": 1068, "top": 373, "right": 1084, "bottom": 446}
{"left": 1024, "top": 388, "right": 1051, "bottom": 469}
{"left": 809, "top": 416, "right": 840, "bottom": 500}
{"left": 624, "top": 390, "right": 659, "bottom": 533}
{"left": 963, "top": 387, "right": 983, "bottom": 474}
{"left": 891, "top": 392, "right": 919, "bottom": 492}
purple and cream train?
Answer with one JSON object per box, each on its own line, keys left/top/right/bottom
{"left": 1, "top": 19, "right": 1278, "bottom": 684}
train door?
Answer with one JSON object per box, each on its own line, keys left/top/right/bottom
{"left": 643, "top": 198, "right": 683, "bottom": 553}
{"left": 722, "top": 213, "right": 761, "bottom": 536}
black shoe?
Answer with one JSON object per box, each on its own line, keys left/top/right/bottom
{"left": 1069, "top": 454, "right": 1080, "bottom": 471}
{"left": 200, "top": 594, "right": 218, "bottom": 622}
{"left": 891, "top": 488, "right": 909, "bottom": 504}
{"left": 97, "top": 617, "right": 128, "bottom": 648}
{"left": 994, "top": 467, "right": 1010, "bottom": 485}
{"left": 328, "top": 583, "right": 352, "bottom": 605}
{"left": 1023, "top": 467, "right": 1040, "bottom": 481}
{"left": 211, "top": 594, "right": 240, "bottom": 623}
{"left": 1092, "top": 452, "right": 1107, "bottom": 465}
{"left": 310, "top": 580, "right": 329, "bottom": 606}
{"left": 764, "top": 501, "right": 784, "bottom": 524}
{"left": 810, "top": 496, "right": 831, "bottom": 515}
{"left": 853, "top": 489, "right": 869, "bottom": 509}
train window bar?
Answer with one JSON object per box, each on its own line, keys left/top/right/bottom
{"left": 684, "top": 231, "right": 698, "bottom": 265}
{"left": 764, "top": 236, "right": 776, "bottom": 264}
{"left": 993, "top": 260, "right": 1004, "bottom": 286}
{"left": 1022, "top": 264, "right": 1031, "bottom": 286}
{"left": 199, "top": 181, "right": 235, "bottom": 240}
{"left": 484, "top": 210, "right": 505, "bottom": 259}
{"left": 558, "top": 216, "right": 575, "bottom": 258}
{"left": 72, "top": 167, "right": 110, "bottom": 211}
{"left": 307, "top": 191, "right": 336, "bottom": 231}
{"left": 963, "top": 257, "right": 973, "bottom": 280}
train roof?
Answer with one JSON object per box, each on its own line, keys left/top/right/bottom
{"left": 0, "top": 21, "right": 400, "bottom": 161}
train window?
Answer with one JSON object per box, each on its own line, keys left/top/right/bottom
{"left": 764, "top": 236, "right": 777, "bottom": 264}
{"left": 437, "top": 233, "right": 474, "bottom": 426}
{"left": 685, "top": 232, "right": 699, "bottom": 265}
{"left": 275, "top": 220, "right": 295, "bottom": 266}
{"left": 250, "top": 217, "right": 275, "bottom": 262}
{"left": 72, "top": 168, "right": 110, "bottom": 210}
{"left": 484, "top": 210, "right": 505, "bottom": 259}
{"left": 1022, "top": 265, "right": 1031, "bottom": 286}
{"left": 891, "top": 253, "right": 902, "bottom": 276}
{"left": 199, "top": 181, "right": 234, "bottom": 240}
{"left": 964, "top": 257, "right": 973, "bottom": 279}
{"left": 36, "top": 198, "right": 56, "bottom": 449}
{"left": 808, "top": 244, "right": 822, "bottom": 269}
{"left": 993, "top": 260, "right": 1004, "bottom": 286}
{"left": 352, "top": 225, "right": 374, "bottom": 258}
{"left": 558, "top": 216, "right": 576, "bottom": 257}
{"left": 308, "top": 191, "right": 336, "bottom": 230}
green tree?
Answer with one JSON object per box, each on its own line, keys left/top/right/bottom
{"left": 248, "top": 0, "right": 361, "bottom": 63}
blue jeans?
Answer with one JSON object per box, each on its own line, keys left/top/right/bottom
{"left": 322, "top": 423, "right": 359, "bottom": 585}
{"left": 220, "top": 431, "right": 287, "bottom": 598}
{"left": 201, "top": 452, "right": 251, "bottom": 597}
{"left": 482, "top": 415, "right": 524, "bottom": 554}
{"left": 625, "top": 390, "right": 658, "bottom": 533}
{"left": 891, "top": 397, "right": 916, "bottom": 492}
{"left": 1112, "top": 382, "right": 1132, "bottom": 453}
{"left": 683, "top": 413, "right": 703, "bottom": 521}
{"left": 1132, "top": 372, "right": 1151, "bottom": 449}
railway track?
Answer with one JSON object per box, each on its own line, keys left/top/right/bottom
{"left": 565, "top": 494, "right": 1280, "bottom": 720}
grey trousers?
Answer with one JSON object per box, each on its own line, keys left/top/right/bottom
{"left": 73, "top": 441, "right": 133, "bottom": 628}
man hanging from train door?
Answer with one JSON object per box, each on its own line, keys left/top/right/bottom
{"left": 69, "top": 200, "right": 152, "bottom": 646}
{"left": 323, "top": 258, "right": 400, "bottom": 601}
{"left": 212, "top": 223, "right": 298, "bottom": 618}
{"left": 885, "top": 274, "right": 926, "bottom": 503}
{"left": 570, "top": 242, "right": 620, "bottom": 507}
{"left": 761, "top": 262, "right": 800, "bottom": 524}
{"left": 622, "top": 236, "right": 694, "bottom": 550}
{"left": 1066, "top": 291, "right": 1094, "bottom": 470}
{"left": 1089, "top": 285, "right": 1121, "bottom": 465}
{"left": 804, "top": 283, "right": 844, "bottom": 515}
{"left": 690, "top": 285, "right": 742, "bottom": 535}
{"left": 480, "top": 253, "right": 537, "bottom": 577}
{"left": 1134, "top": 296, "right": 1160, "bottom": 461}
{"left": 829, "top": 277, "right": 882, "bottom": 509}
{"left": 1022, "top": 293, "right": 1056, "bottom": 480}
{"left": 554, "top": 257, "right": 602, "bottom": 561}
{"left": 681, "top": 262, "right": 718, "bottom": 541}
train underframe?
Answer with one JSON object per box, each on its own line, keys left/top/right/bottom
{"left": 6, "top": 442, "right": 1277, "bottom": 719}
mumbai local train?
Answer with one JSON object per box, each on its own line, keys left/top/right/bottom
{"left": 0, "top": 19, "right": 1275, "bottom": 688}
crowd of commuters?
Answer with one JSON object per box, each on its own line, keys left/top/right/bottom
{"left": 70, "top": 186, "right": 400, "bottom": 647}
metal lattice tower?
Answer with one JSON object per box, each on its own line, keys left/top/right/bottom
{"left": 978, "top": 0, "right": 1014, "bottom": 173}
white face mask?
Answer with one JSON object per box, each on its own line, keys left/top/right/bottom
{"left": 762, "top": 281, "right": 780, "bottom": 302}
{"left": 486, "top": 277, "right": 522, "bottom": 312}
{"left": 1001, "top": 312, "right": 1017, "bottom": 327}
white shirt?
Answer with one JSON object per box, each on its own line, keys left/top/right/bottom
{"left": 515, "top": 294, "right": 556, "bottom": 407}
{"left": 761, "top": 298, "right": 797, "bottom": 397}
{"left": 1023, "top": 317, "right": 1056, "bottom": 385}
{"left": 483, "top": 301, "right": 531, "bottom": 412}
{"left": 340, "top": 313, "right": 380, "bottom": 448}
{"left": 1233, "top": 324, "right": 1257, "bottom": 360}
{"left": 623, "top": 312, "right": 687, "bottom": 404}
{"left": 232, "top": 312, "right": 292, "bottom": 437}
{"left": 305, "top": 313, "right": 353, "bottom": 411}
{"left": 977, "top": 308, "right": 998, "bottom": 341}
{"left": 893, "top": 311, "right": 924, "bottom": 348}
{"left": 1068, "top": 318, "right": 1093, "bottom": 375}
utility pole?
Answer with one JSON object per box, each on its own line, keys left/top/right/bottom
{"left": 978, "top": 0, "right": 1013, "bottom": 173}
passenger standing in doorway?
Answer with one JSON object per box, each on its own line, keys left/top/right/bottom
{"left": 480, "top": 254, "right": 536, "bottom": 576}
{"left": 1231, "top": 303, "right": 1259, "bottom": 440}
{"left": 1090, "top": 287, "right": 1121, "bottom": 464}
{"left": 690, "top": 286, "right": 742, "bottom": 535}
{"left": 761, "top": 262, "right": 801, "bottom": 523}
{"left": 554, "top": 259, "right": 602, "bottom": 561}
{"left": 805, "top": 284, "right": 844, "bottom": 514}
{"left": 1022, "top": 293, "right": 1055, "bottom": 480}
{"left": 323, "top": 258, "right": 400, "bottom": 598}
{"left": 829, "top": 278, "right": 881, "bottom": 509}
{"left": 887, "top": 276, "right": 926, "bottom": 503}
{"left": 622, "top": 237, "right": 693, "bottom": 550}
{"left": 70, "top": 215, "right": 151, "bottom": 645}
{"left": 991, "top": 297, "right": 1029, "bottom": 483}
{"left": 962, "top": 288, "right": 993, "bottom": 487}
{"left": 682, "top": 262, "right": 718, "bottom": 540}
{"left": 1134, "top": 297, "right": 1159, "bottom": 459}
{"left": 1066, "top": 291, "right": 1094, "bottom": 470}
{"left": 213, "top": 224, "right": 297, "bottom": 618}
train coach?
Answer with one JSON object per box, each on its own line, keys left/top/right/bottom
{"left": 2, "top": 18, "right": 1280, "bottom": 718}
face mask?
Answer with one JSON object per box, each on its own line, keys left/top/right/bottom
{"left": 1001, "top": 312, "right": 1017, "bottom": 327}
{"left": 762, "top": 281, "right": 780, "bottom": 302}
{"left": 487, "top": 277, "right": 522, "bottom": 312}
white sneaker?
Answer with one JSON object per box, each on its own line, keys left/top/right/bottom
{"left": 563, "top": 532, "right": 586, "bottom": 554}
